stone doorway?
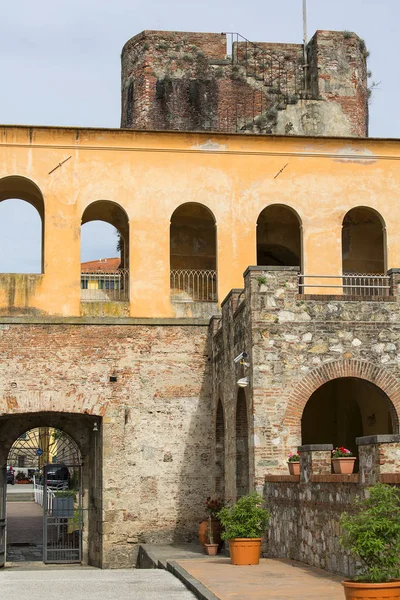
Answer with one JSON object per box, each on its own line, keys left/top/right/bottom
{"left": 0, "top": 412, "right": 102, "bottom": 567}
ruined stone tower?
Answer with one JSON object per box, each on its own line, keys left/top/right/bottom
{"left": 121, "top": 30, "right": 369, "bottom": 137}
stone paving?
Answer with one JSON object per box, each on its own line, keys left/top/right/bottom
{"left": 1, "top": 568, "right": 197, "bottom": 600}
{"left": 176, "top": 556, "right": 344, "bottom": 599}
{"left": 6, "top": 501, "right": 43, "bottom": 562}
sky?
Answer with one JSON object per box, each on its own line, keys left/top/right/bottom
{"left": 0, "top": 0, "right": 398, "bottom": 271}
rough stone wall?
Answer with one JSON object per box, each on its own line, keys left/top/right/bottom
{"left": 211, "top": 289, "right": 254, "bottom": 502}
{"left": 212, "top": 267, "right": 400, "bottom": 501}
{"left": 264, "top": 438, "right": 400, "bottom": 577}
{"left": 0, "top": 321, "right": 212, "bottom": 568}
{"left": 121, "top": 29, "right": 368, "bottom": 137}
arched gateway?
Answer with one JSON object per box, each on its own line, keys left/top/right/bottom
{"left": 0, "top": 411, "right": 101, "bottom": 568}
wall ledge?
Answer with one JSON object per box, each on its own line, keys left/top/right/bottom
{"left": 356, "top": 434, "right": 400, "bottom": 445}
{"left": 298, "top": 444, "right": 333, "bottom": 452}
{"left": 311, "top": 474, "right": 359, "bottom": 483}
{"left": 265, "top": 475, "right": 300, "bottom": 483}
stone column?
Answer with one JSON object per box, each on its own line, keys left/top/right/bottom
{"left": 388, "top": 269, "right": 400, "bottom": 298}
{"left": 298, "top": 444, "right": 333, "bottom": 483}
{"left": 357, "top": 434, "right": 400, "bottom": 485}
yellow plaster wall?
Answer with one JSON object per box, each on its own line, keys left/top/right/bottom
{"left": 0, "top": 126, "right": 400, "bottom": 317}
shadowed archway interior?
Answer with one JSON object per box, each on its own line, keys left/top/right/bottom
{"left": 301, "top": 377, "right": 394, "bottom": 457}
{"left": 257, "top": 205, "right": 301, "bottom": 267}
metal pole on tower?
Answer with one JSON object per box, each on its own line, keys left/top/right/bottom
{"left": 303, "top": 0, "right": 308, "bottom": 92}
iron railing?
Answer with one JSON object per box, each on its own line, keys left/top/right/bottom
{"left": 170, "top": 269, "right": 217, "bottom": 302}
{"left": 299, "top": 273, "right": 391, "bottom": 297}
{"left": 34, "top": 478, "right": 55, "bottom": 511}
{"left": 80, "top": 269, "right": 129, "bottom": 302}
{"left": 226, "top": 32, "right": 305, "bottom": 96}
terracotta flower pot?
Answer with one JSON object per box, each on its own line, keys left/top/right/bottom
{"left": 198, "top": 518, "right": 222, "bottom": 552}
{"left": 288, "top": 461, "right": 300, "bottom": 476}
{"left": 229, "top": 538, "right": 262, "bottom": 565}
{"left": 205, "top": 543, "right": 219, "bottom": 556}
{"left": 343, "top": 579, "right": 400, "bottom": 599}
{"left": 332, "top": 457, "right": 356, "bottom": 474}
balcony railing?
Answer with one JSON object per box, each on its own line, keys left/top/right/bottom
{"left": 170, "top": 269, "right": 217, "bottom": 302}
{"left": 81, "top": 269, "right": 129, "bottom": 302}
{"left": 299, "top": 273, "right": 391, "bottom": 297}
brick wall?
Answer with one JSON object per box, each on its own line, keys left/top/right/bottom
{"left": 0, "top": 321, "right": 211, "bottom": 567}
{"left": 121, "top": 30, "right": 368, "bottom": 137}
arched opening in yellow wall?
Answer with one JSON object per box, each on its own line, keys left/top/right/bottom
{"left": 0, "top": 176, "right": 44, "bottom": 274}
{"left": 236, "top": 389, "right": 249, "bottom": 499}
{"left": 301, "top": 377, "right": 396, "bottom": 462}
{"left": 170, "top": 203, "right": 217, "bottom": 302}
{"left": 342, "top": 207, "right": 386, "bottom": 275}
{"left": 256, "top": 204, "right": 302, "bottom": 268}
{"left": 81, "top": 201, "right": 129, "bottom": 302}
{"left": 215, "top": 400, "right": 225, "bottom": 498}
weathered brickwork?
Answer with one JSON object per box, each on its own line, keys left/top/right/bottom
{"left": 0, "top": 321, "right": 211, "bottom": 568}
{"left": 121, "top": 30, "right": 368, "bottom": 137}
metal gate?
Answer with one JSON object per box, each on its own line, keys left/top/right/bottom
{"left": 0, "top": 467, "right": 5, "bottom": 568}
{"left": 7, "top": 426, "right": 85, "bottom": 565}
{"left": 43, "top": 463, "right": 83, "bottom": 564}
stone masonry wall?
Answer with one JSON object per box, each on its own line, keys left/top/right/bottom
{"left": 264, "top": 438, "right": 400, "bottom": 577}
{"left": 0, "top": 321, "right": 211, "bottom": 568}
{"left": 121, "top": 30, "right": 368, "bottom": 137}
{"left": 212, "top": 266, "right": 400, "bottom": 505}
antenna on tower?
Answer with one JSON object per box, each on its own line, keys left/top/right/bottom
{"left": 302, "top": 0, "right": 308, "bottom": 92}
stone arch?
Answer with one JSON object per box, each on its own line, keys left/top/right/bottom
{"left": 0, "top": 410, "right": 102, "bottom": 567}
{"left": 170, "top": 202, "right": 217, "bottom": 302}
{"left": 0, "top": 175, "right": 45, "bottom": 273}
{"left": 0, "top": 394, "right": 109, "bottom": 419}
{"left": 81, "top": 199, "right": 130, "bottom": 269}
{"left": 342, "top": 206, "right": 387, "bottom": 275}
{"left": 256, "top": 204, "right": 302, "bottom": 269}
{"left": 286, "top": 359, "right": 400, "bottom": 434}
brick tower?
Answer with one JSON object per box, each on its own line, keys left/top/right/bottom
{"left": 121, "top": 30, "right": 369, "bottom": 137}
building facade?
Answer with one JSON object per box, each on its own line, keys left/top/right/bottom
{"left": 0, "top": 29, "right": 399, "bottom": 574}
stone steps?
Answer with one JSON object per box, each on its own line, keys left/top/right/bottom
{"left": 7, "top": 493, "right": 35, "bottom": 502}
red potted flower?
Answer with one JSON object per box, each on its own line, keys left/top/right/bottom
{"left": 198, "top": 496, "right": 224, "bottom": 553}
{"left": 332, "top": 447, "right": 356, "bottom": 474}
{"left": 287, "top": 452, "right": 300, "bottom": 476}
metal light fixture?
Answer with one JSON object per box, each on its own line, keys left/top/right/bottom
{"left": 237, "top": 377, "right": 249, "bottom": 388}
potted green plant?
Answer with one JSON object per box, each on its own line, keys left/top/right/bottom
{"left": 218, "top": 492, "right": 269, "bottom": 565}
{"left": 340, "top": 483, "right": 400, "bottom": 599}
{"left": 198, "top": 497, "right": 224, "bottom": 553}
{"left": 332, "top": 447, "right": 356, "bottom": 474}
{"left": 287, "top": 452, "right": 300, "bottom": 476}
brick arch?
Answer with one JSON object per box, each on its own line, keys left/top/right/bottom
{"left": 0, "top": 394, "right": 109, "bottom": 418}
{"left": 287, "top": 359, "right": 400, "bottom": 432}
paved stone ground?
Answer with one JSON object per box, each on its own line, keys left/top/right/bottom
{"left": 177, "top": 557, "right": 344, "bottom": 599}
{"left": 1, "top": 568, "right": 197, "bottom": 600}
{"left": 6, "top": 501, "right": 43, "bottom": 562}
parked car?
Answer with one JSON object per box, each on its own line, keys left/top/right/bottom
{"left": 45, "top": 464, "right": 70, "bottom": 490}
{"left": 6, "top": 465, "right": 14, "bottom": 485}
